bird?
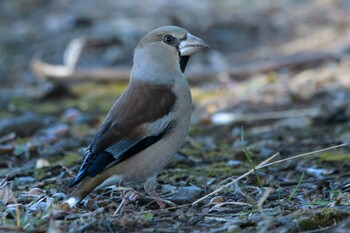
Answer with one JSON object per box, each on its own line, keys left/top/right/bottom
{"left": 64, "top": 26, "right": 209, "bottom": 208}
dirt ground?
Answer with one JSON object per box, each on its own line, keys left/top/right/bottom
{"left": 1, "top": 0, "right": 350, "bottom": 232}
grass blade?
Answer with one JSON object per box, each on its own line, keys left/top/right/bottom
{"left": 241, "top": 126, "right": 263, "bottom": 189}
{"left": 288, "top": 170, "right": 305, "bottom": 201}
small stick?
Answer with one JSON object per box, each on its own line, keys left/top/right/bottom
{"left": 60, "top": 164, "right": 76, "bottom": 177}
{"left": 257, "top": 187, "right": 275, "bottom": 229}
{"left": 192, "top": 152, "right": 279, "bottom": 205}
{"left": 0, "top": 132, "right": 16, "bottom": 144}
{"left": 258, "top": 143, "right": 346, "bottom": 169}
{"left": 192, "top": 143, "right": 346, "bottom": 205}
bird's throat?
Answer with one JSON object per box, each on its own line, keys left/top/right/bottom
{"left": 179, "top": 56, "right": 190, "bottom": 73}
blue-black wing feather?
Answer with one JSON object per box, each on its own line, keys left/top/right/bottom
{"left": 68, "top": 125, "right": 170, "bottom": 188}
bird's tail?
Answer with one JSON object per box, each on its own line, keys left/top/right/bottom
{"left": 69, "top": 150, "right": 115, "bottom": 188}
{"left": 64, "top": 175, "right": 106, "bottom": 208}
{"left": 64, "top": 150, "right": 116, "bottom": 207}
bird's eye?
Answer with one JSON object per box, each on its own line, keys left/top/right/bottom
{"left": 163, "top": 35, "right": 175, "bottom": 44}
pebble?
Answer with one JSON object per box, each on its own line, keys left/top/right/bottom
{"left": 209, "top": 196, "right": 225, "bottom": 205}
{"left": 15, "top": 176, "right": 36, "bottom": 185}
{"left": 52, "top": 192, "right": 67, "bottom": 200}
{"left": 167, "top": 186, "right": 203, "bottom": 204}
{"left": 28, "top": 187, "right": 45, "bottom": 195}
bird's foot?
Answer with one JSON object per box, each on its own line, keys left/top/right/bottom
{"left": 143, "top": 177, "right": 175, "bottom": 208}
{"left": 146, "top": 193, "right": 176, "bottom": 208}
{"left": 113, "top": 191, "right": 139, "bottom": 216}
{"left": 153, "top": 196, "right": 166, "bottom": 209}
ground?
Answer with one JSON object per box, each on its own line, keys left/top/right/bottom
{"left": 1, "top": 0, "right": 350, "bottom": 232}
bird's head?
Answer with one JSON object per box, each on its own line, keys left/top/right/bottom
{"left": 132, "top": 26, "right": 209, "bottom": 83}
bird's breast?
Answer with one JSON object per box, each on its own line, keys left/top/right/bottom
{"left": 118, "top": 77, "right": 192, "bottom": 183}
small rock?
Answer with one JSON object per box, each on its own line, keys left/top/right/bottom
{"left": 51, "top": 209, "right": 68, "bottom": 220}
{"left": 29, "top": 201, "right": 47, "bottom": 211}
{"left": 306, "top": 167, "right": 334, "bottom": 179}
{"left": 55, "top": 202, "right": 71, "bottom": 211}
{"left": 209, "top": 196, "right": 225, "bottom": 205}
{"left": 52, "top": 193, "right": 67, "bottom": 200}
{"left": 62, "top": 108, "right": 96, "bottom": 125}
{"left": 0, "top": 114, "right": 54, "bottom": 137}
{"left": 41, "top": 124, "right": 70, "bottom": 138}
{"left": 28, "top": 187, "right": 45, "bottom": 196}
{"left": 227, "top": 160, "right": 241, "bottom": 166}
{"left": 36, "top": 158, "right": 50, "bottom": 169}
{"left": 62, "top": 108, "right": 80, "bottom": 123}
{"left": 167, "top": 186, "right": 203, "bottom": 204}
{"left": 15, "top": 176, "right": 36, "bottom": 185}
{"left": 6, "top": 205, "right": 18, "bottom": 217}
{"left": 72, "top": 114, "right": 96, "bottom": 125}
{"left": 40, "top": 138, "right": 83, "bottom": 156}
{"left": 161, "top": 184, "right": 177, "bottom": 193}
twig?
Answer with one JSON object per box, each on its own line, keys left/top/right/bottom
{"left": 192, "top": 152, "right": 279, "bottom": 205}
{"left": 192, "top": 143, "right": 346, "bottom": 205}
{"left": 113, "top": 197, "right": 127, "bottom": 216}
{"left": 31, "top": 58, "right": 131, "bottom": 83}
{"left": 31, "top": 46, "right": 346, "bottom": 85}
{"left": 257, "top": 187, "right": 275, "bottom": 232}
{"left": 63, "top": 38, "right": 85, "bottom": 69}
{"left": 257, "top": 187, "right": 275, "bottom": 210}
{"left": 0, "top": 132, "right": 16, "bottom": 144}
{"left": 211, "top": 201, "right": 252, "bottom": 208}
{"left": 258, "top": 143, "right": 346, "bottom": 169}
{"left": 113, "top": 191, "right": 138, "bottom": 216}
{"left": 60, "top": 164, "right": 76, "bottom": 177}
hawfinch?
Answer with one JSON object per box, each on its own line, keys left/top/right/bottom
{"left": 65, "top": 26, "right": 209, "bottom": 207}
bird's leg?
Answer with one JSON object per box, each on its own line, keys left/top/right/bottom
{"left": 149, "top": 193, "right": 166, "bottom": 209}
{"left": 113, "top": 190, "right": 139, "bottom": 216}
{"left": 143, "top": 177, "right": 175, "bottom": 208}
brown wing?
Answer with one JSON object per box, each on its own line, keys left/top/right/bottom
{"left": 69, "top": 80, "right": 177, "bottom": 187}
{"left": 90, "top": 80, "right": 177, "bottom": 154}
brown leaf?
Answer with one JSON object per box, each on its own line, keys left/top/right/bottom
{"left": 0, "top": 181, "right": 16, "bottom": 205}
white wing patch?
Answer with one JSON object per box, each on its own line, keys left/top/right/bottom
{"left": 141, "top": 112, "right": 174, "bottom": 137}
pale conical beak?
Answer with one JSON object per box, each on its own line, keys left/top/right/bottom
{"left": 179, "top": 33, "right": 209, "bottom": 56}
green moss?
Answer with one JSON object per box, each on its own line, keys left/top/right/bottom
{"left": 32, "top": 168, "right": 48, "bottom": 180}
{"left": 159, "top": 161, "right": 247, "bottom": 188}
{"left": 203, "top": 162, "right": 245, "bottom": 178}
{"left": 306, "top": 201, "right": 331, "bottom": 205}
{"left": 318, "top": 152, "right": 350, "bottom": 162}
{"left": 42, "top": 183, "right": 57, "bottom": 190}
{"left": 70, "top": 124, "right": 94, "bottom": 137}
{"left": 8, "top": 83, "right": 128, "bottom": 115}
{"left": 298, "top": 208, "right": 349, "bottom": 231}
{"left": 50, "top": 151, "right": 82, "bottom": 166}
{"left": 141, "top": 212, "right": 154, "bottom": 223}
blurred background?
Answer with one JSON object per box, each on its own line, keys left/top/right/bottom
{"left": 1, "top": 1, "right": 350, "bottom": 231}
{"left": 1, "top": 0, "right": 350, "bottom": 133}
{"left": 1, "top": 0, "right": 350, "bottom": 93}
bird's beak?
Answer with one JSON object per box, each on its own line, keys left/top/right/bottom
{"left": 179, "top": 33, "right": 209, "bottom": 56}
